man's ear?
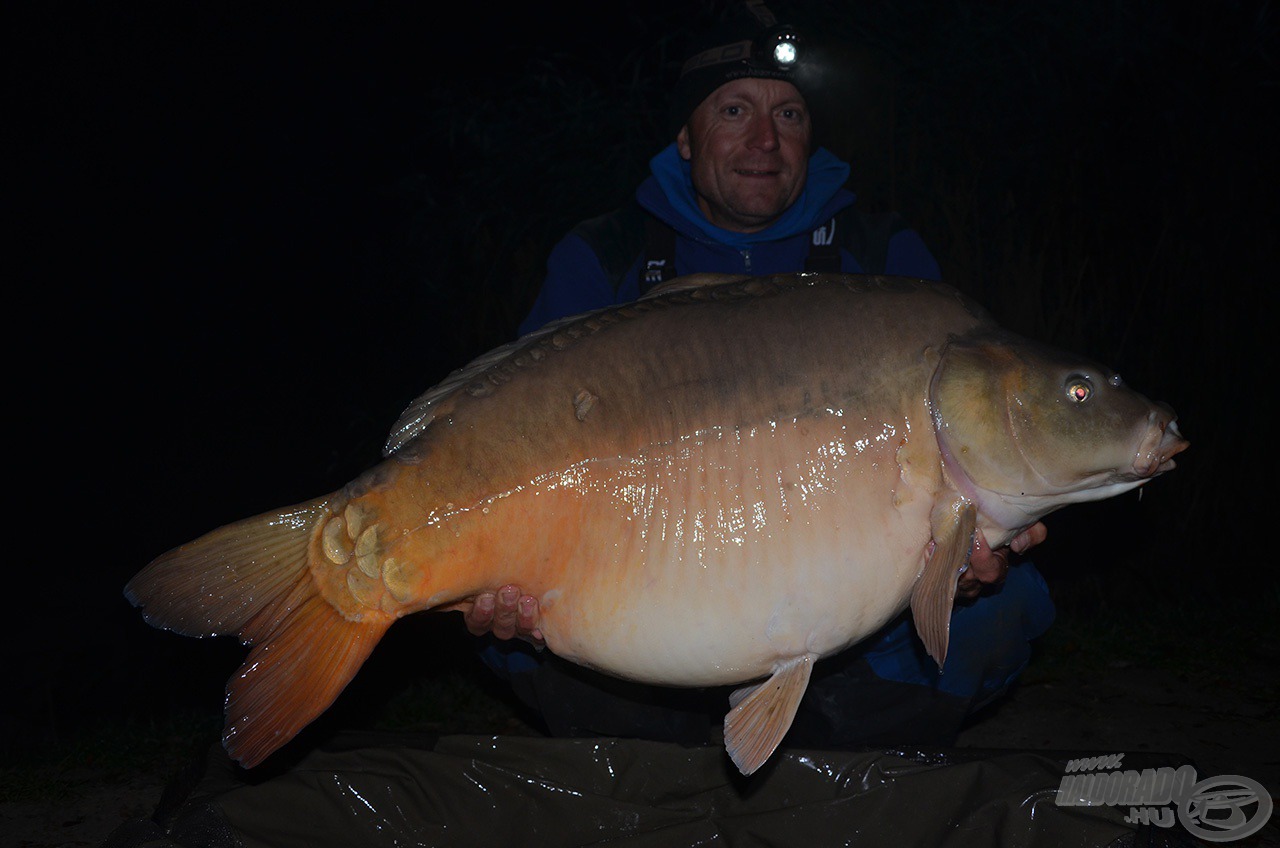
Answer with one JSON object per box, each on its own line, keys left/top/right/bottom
{"left": 676, "top": 125, "right": 693, "bottom": 161}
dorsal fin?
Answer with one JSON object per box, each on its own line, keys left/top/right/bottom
{"left": 381, "top": 274, "right": 962, "bottom": 456}
{"left": 641, "top": 273, "right": 751, "bottom": 299}
{"left": 381, "top": 300, "right": 612, "bottom": 457}
{"left": 382, "top": 273, "right": 800, "bottom": 456}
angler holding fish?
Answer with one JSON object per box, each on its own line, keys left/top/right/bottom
{"left": 125, "top": 6, "right": 1188, "bottom": 777}
{"left": 465, "top": 4, "right": 1053, "bottom": 752}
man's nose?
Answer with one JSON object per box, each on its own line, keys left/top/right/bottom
{"left": 746, "top": 115, "right": 780, "bottom": 151}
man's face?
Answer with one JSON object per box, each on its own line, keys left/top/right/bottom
{"left": 677, "top": 77, "right": 812, "bottom": 233}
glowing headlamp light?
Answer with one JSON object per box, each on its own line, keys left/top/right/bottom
{"left": 761, "top": 26, "right": 800, "bottom": 70}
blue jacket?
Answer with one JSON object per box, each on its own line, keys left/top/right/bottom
{"left": 519, "top": 144, "right": 941, "bottom": 335}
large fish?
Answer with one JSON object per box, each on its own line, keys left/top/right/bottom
{"left": 125, "top": 273, "right": 1187, "bottom": 775}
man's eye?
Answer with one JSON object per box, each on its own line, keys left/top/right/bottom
{"left": 723, "top": 105, "right": 742, "bottom": 117}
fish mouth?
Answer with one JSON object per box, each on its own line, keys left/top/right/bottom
{"left": 1132, "top": 409, "right": 1189, "bottom": 478}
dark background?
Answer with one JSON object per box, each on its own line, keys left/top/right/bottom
{"left": 8, "top": 0, "right": 1276, "bottom": 756}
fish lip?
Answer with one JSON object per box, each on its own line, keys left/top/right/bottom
{"left": 1132, "top": 413, "right": 1189, "bottom": 478}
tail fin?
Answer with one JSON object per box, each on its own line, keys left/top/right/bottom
{"left": 125, "top": 496, "right": 392, "bottom": 768}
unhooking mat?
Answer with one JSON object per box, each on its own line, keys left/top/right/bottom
{"left": 102, "top": 733, "right": 1208, "bottom": 847}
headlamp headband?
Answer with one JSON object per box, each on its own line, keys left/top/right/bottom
{"left": 679, "top": 22, "right": 803, "bottom": 79}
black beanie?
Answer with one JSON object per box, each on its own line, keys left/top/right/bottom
{"left": 668, "top": 4, "right": 821, "bottom": 138}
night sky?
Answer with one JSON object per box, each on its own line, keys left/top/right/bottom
{"left": 9, "top": 1, "right": 1277, "bottom": 750}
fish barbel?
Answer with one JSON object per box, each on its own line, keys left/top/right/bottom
{"left": 125, "top": 273, "right": 1188, "bottom": 775}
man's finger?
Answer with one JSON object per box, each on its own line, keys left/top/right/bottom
{"left": 1010, "top": 521, "right": 1048, "bottom": 554}
{"left": 464, "top": 592, "right": 496, "bottom": 636}
{"left": 968, "top": 543, "right": 1010, "bottom": 585}
{"left": 956, "top": 575, "right": 981, "bottom": 601}
{"left": 517, "top": 596, "right": 538, "bottom": 632}
{"left": 490, "top": 585, "right": 521, "bottom": 639}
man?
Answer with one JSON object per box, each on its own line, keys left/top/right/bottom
{"left": 465, "top": 5, "right": 1052, "bottom": 750}
{"left": 516, "top": 12, "right": 939, "bottom": 336}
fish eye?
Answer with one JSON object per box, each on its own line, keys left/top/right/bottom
{"left": 1108, "top": 374, "right": 1123, "bottom": 388}
{"left": 1066, "top": 377, "right": 1093, "bottom": 403}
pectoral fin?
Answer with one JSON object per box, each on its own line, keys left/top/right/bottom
{"left": 723, "top": 653, "right": 816, "bottom": 775}
{"left": 911, "top": 499, "right": 976, "bottom": 669}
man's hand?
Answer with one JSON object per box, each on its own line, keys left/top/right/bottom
{"left": 463, "top": 584, "right": 544, "bottom": 647}
{"left": 956, "top": 521, "right": 1048, "bottom": 601}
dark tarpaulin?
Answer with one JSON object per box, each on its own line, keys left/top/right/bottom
{"left": 103, "top": 734, "right": 1203, "bottom": 847}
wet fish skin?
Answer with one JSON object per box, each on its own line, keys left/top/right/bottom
{"left": 125, "top": 273, "right": 1187, "bottom": 775}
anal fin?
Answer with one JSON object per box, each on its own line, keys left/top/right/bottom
{"left": 723, "top": 653, "right": 816, "bottom": 775}
{"left": 910, "top": 499, "right": 976, "bottom": 669}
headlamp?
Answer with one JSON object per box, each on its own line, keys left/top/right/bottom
{"left": 761, "top": 25, "right": 801, "bottom": 70}
{"left": 679, "top": 23, "right": 805, "bottom": 78}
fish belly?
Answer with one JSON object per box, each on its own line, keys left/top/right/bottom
{"left": 515, "top": 413, "right": 936, "bottom": 687}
